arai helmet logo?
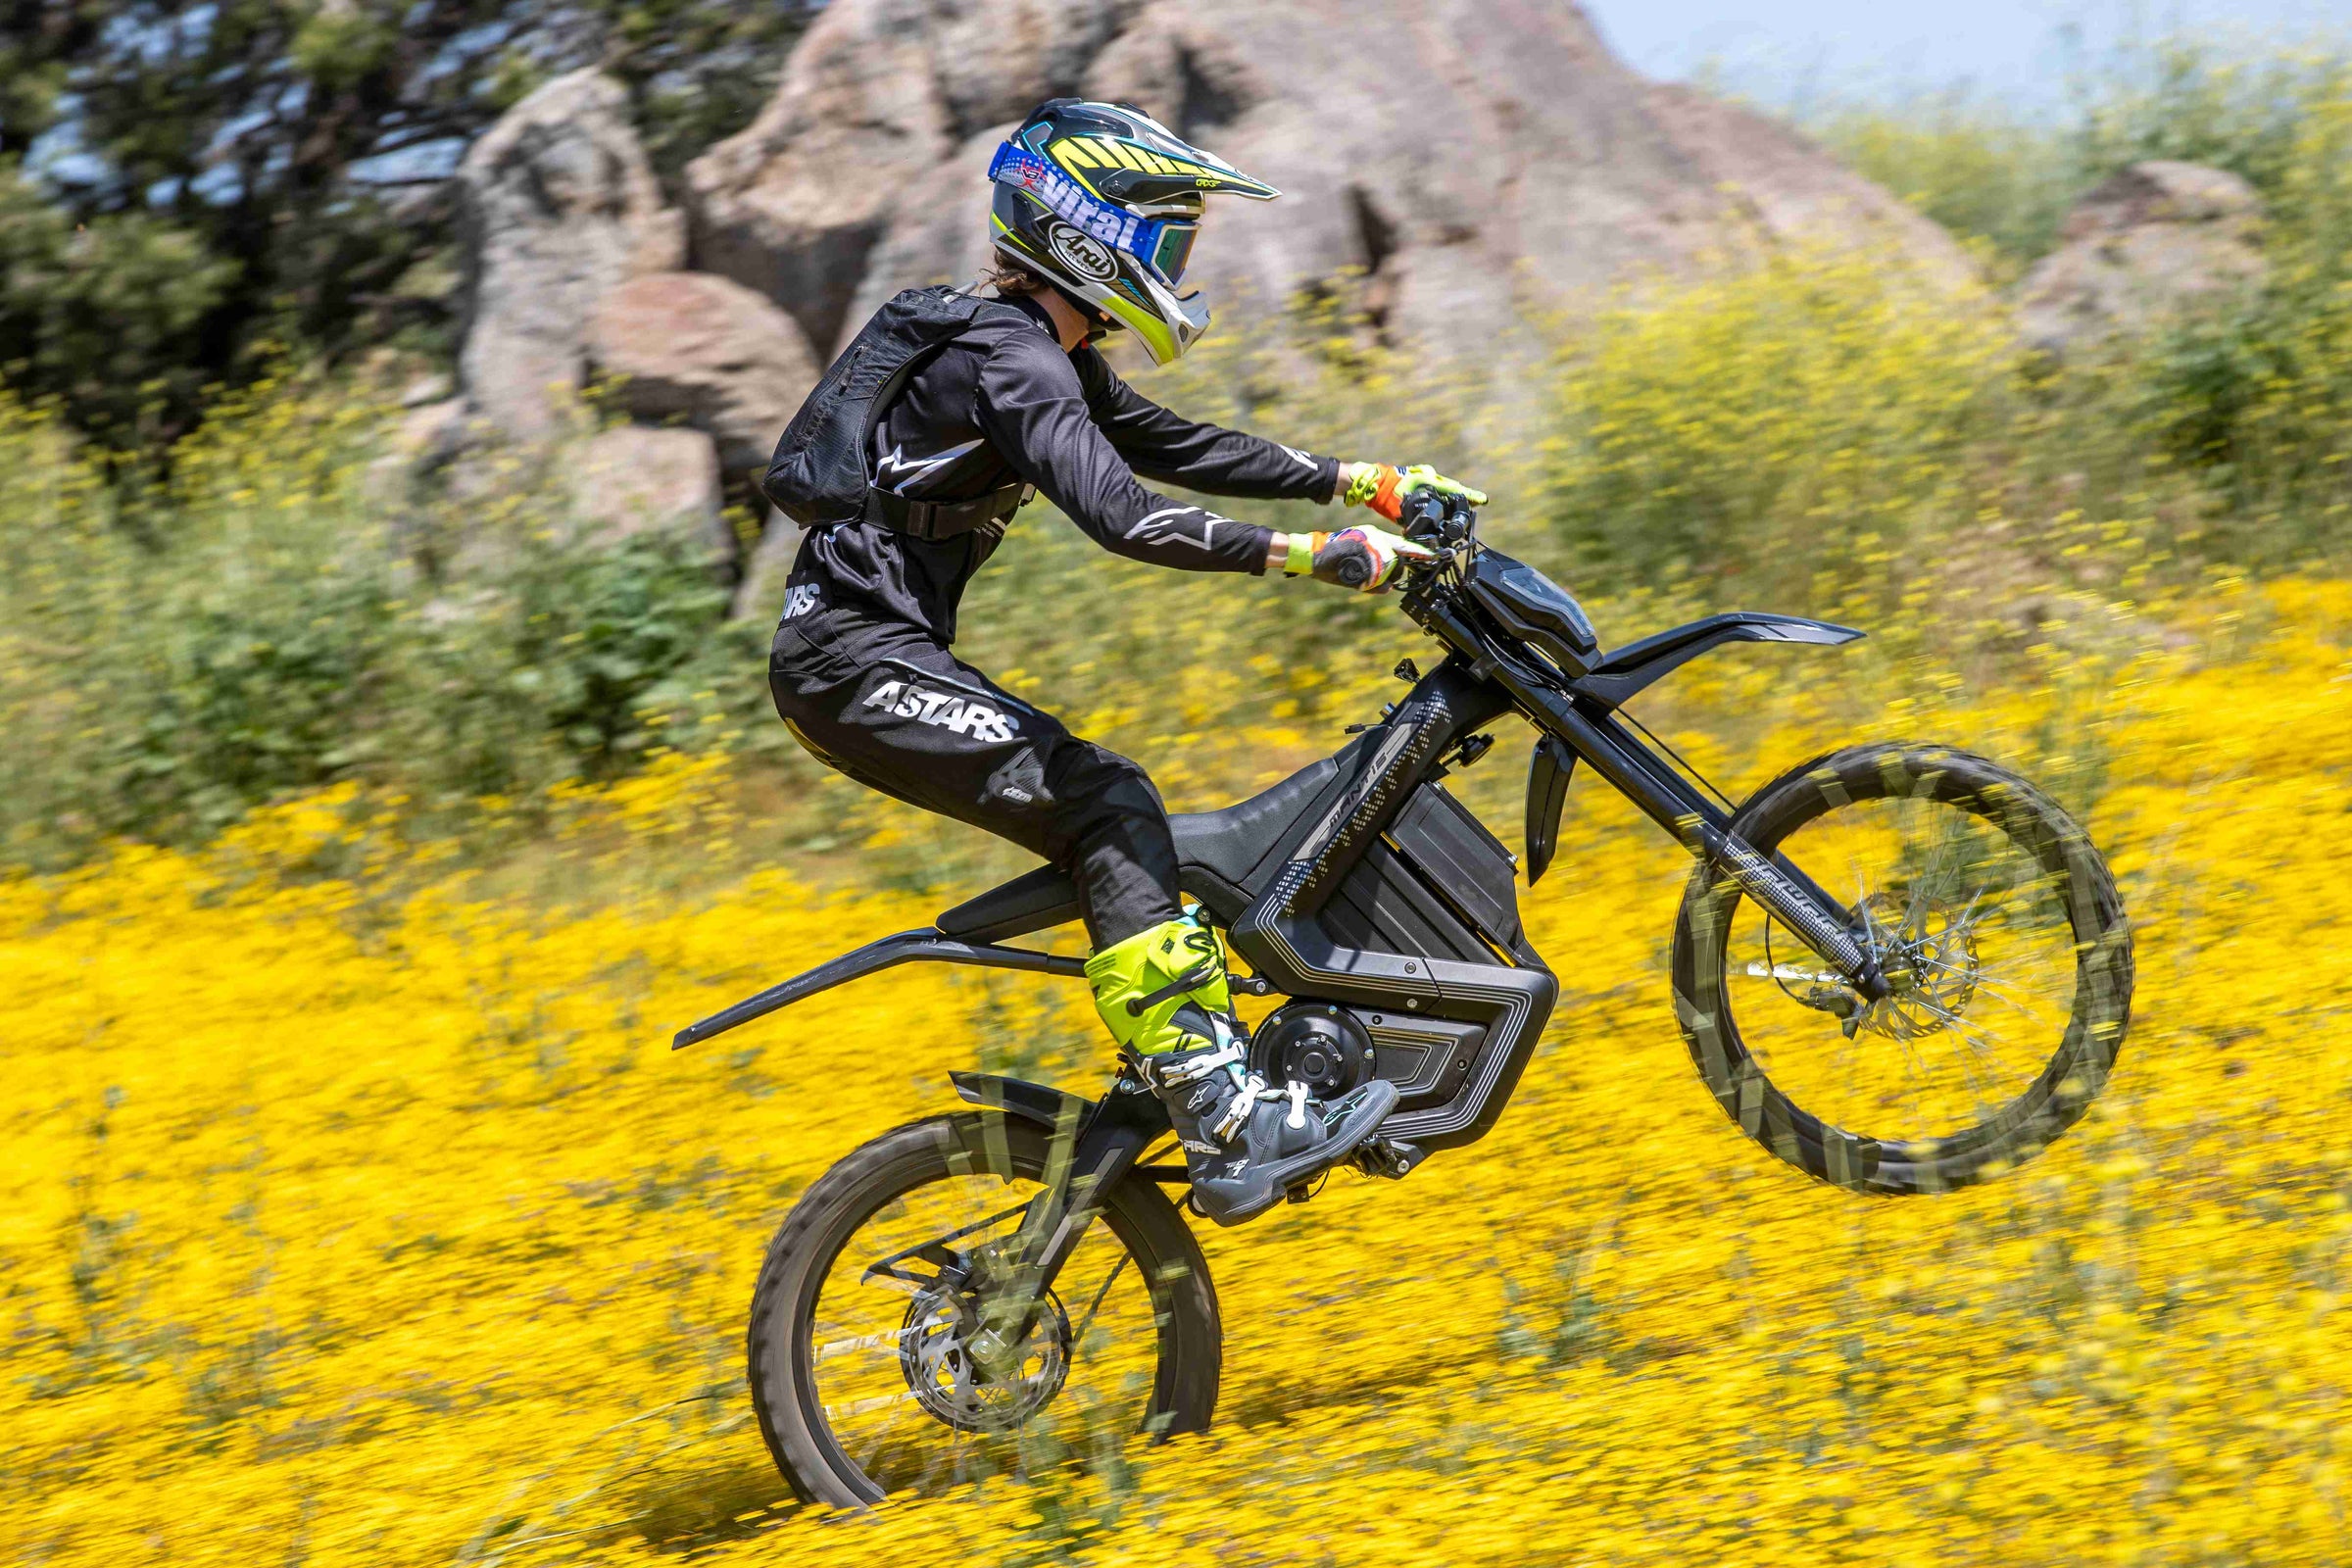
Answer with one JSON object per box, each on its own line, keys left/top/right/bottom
{"left": 1047, "top": 222, "right": 1117, "bottom": 281}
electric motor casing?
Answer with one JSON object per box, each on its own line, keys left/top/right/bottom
{"left": 1248, "top": 1002, "right": 1375, "bottom": 1098}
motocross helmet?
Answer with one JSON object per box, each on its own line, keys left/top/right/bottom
{"left": 986, "top": 99, "right": 1279, "bottom": 365}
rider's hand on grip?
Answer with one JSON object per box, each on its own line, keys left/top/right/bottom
{"left": 1280, "top": 524, "right": 1434, "bottom": 593}
{"left": 1340, "top": 462, "right": 1488, "bottom": 522}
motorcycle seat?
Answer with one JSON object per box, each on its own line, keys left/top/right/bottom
{"left": 935, "top": 755, "right": 1344, "bottom": 945}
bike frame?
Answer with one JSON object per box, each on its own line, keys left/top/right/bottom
{"left": 677, "top": 518, "right": 1879, "bottom": 1336}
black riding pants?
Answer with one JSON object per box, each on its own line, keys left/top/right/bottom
{"left": 768, "top": 607, "right": 1181, "bottom": 950}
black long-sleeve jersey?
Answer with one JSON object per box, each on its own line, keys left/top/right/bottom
{"left": 783, "top": 294, "right": 1340, "bottom": 642}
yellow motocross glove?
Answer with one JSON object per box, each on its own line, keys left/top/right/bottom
{"left": 1277, "top": 522, "right": 1436, "bottom": 593}
{"left": 1339, "top": 463, "right": 1489, "bottom": 522}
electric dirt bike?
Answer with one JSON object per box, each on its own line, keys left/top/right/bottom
{"left": 675, "top": 493, "right": 2134, "bottom": 1507}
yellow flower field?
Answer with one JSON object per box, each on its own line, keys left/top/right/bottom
{"left": 4, "top": 583, "right": 2349, "bottom": 1566}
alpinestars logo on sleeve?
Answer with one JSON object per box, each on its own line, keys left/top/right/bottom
{"left": 861, "top": 680, "right": 1019, "bottom": 743}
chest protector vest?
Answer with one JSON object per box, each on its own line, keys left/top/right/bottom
{"left": 762, "top": 286, "right": 1034, "bottom": 541}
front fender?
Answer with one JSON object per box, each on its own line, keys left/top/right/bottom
{"left": 1523, "top": 736, "right": 1577, "bottom": 885}
{"left": 1571, "top": 612, "right": 1862, "bottom": 710}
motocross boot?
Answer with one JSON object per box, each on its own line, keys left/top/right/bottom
{"left": 1085, "top": 913, "right": 1399, "bottom": 1227}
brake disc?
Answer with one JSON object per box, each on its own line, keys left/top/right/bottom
{"left": 897, "top": 1284, "right": 1072, "bottom": 1434}
{"left": 1857, "top": 890, "right": 1983, "bottom": 1042}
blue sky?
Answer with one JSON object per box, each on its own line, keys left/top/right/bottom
{"left": 1581, "top": 0, "right": 2352, "bottom": 106}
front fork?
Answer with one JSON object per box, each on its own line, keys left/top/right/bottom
{"left": 1675, "top": 811, "right": 1889, "bottom": 1003}
{"left": 1507, "top": 668, "right": 1890, "bottom": 1004}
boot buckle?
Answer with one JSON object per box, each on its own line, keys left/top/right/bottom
{"left": 1210, "top": 1072, "right": 1285, "bottom": 1142}
{"left": 1149, "top": 1040, "right": 1245, "bottom": 1088}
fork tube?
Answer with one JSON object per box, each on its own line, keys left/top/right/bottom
{"left": 1409, "top": 583, "right": 1883, "bottom": 993}
{"left": 1512, "top": 678, "right": 1886, "bottom": 998}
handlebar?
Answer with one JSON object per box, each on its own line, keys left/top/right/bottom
{"left": 1398, "top": 490, "right": 1477, "bottom": 576}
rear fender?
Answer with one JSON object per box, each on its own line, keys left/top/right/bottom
{"left": 671, "top": 930, "right": 1083, "bottom": 1050}
{"left": 949, "top": 1071, "right": 1096, "bottom": 1133}
{"left": 1571, "top": 612, "right": 1862, "bottom": 710}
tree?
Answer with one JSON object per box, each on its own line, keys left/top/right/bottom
{"left": 0, "top": 163, "right": 240, "bottom": 457}
{"left": 0, "top": 0, "right": 816, "bottom": 455}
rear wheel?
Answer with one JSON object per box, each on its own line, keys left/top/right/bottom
{"left": 748, "top": 1112, "right": 1219, "bottom": 1507}
{"left": 1671, "top": 743, "right": 2133, "bottom": 1195}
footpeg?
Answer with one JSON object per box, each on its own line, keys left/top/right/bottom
{"left": 1353, "top": 1137, "right": 1423, "bottom": 1180}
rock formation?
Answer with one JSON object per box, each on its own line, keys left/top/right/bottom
{"left": 439, "top": 2, "right": 1984, "bottom": 587}
{"left": 686, "top": 0, "right": 1975, "bottom": 359}
{"left": 587, "top": 271, "right": 821, "bottom": 477}
{"left": 567, "top": 427, "right": 730, "bottom": 557}
{"left": 2017, "top": 161, "right": 2266, "bottom": 355}
{"left": 456, "top": 71, "right": 686, "bottom": 439}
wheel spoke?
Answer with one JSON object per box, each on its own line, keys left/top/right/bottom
{"left": 815, "top": 1323, "right": 921, "bottom": 1361}
{"left": 1069, "top": 1253, "right": 1131, "bottom": 1354}
{"left": 855, "top": 1399, "right": 915, "bottom": 1473}
{"left": 829, "top": 1389, "right": 923, "bottom": 1420}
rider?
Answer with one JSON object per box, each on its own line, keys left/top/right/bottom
{"left": 763, "top": 99, "right": 1485, "bottom": 1225}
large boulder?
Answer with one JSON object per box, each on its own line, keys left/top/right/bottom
{"left": 685, "top": 0, "right": 1148, "bottom": 355}
{"left": 688, "top": 0, "right": 1975, "bottom": 359}
{"left": 457, "top": 71, "right": 687, "bottom": 439}
{"left": 2017, "top": 161, "right": 2266, "bottom": 354}
{"left": 568, "top": 426, "right": 732, "bottom": 561}
{"left": 586, "top": 271, "right": 822, "bottom": 476}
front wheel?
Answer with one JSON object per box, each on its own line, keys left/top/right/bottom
{"left": 1672, "top": 743, "right": 2133, "bottom": 1196}
{"left": 748, "top": 1112, "right": 1220, "bottom": 1507}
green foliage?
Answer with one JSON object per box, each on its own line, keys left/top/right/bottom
{"left": 13, "top": 38, "right": 2352, "bottom": 873}
{"left": 1537, "top": 250, "right": 2017, "bottom": 597}
{"left": 601, "top": 0, "right": 821, "bottom": 178}
{"left": 1632, "top": 39, "right": 2352, "bottom": 586}
{"left": 0, "top": 162, "right": 240, "bottom": 460}
{"left": 1815, "top": 39, "right": 2352, "bottom": 269}
{"left": 105, "top": 572, "right": 407, "bottom": 836}
{"left": 0, "top": 377, "right": 765, "bottom": 862}
{"left": 500, "top": 535, "right": 740, "bottom": 773}
{"left": 1810, "top": 96, "right": 2077, "bottom": 268}
{"left": 5, "top": 0, "right": 813, "bottom": 456}
{"left": 2071, "top": 55, "right": 2352, "bottom": 556}
{"left": 2066, "top": 40, "right": 2342, "bottom": 203}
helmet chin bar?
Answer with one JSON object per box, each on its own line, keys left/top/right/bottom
{"left": 1172, "top": 291, "right": 1211, "bottom": 337}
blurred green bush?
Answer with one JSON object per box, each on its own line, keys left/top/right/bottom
{"left": 0, "top": 380, "right": 771, "bottom": 867}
